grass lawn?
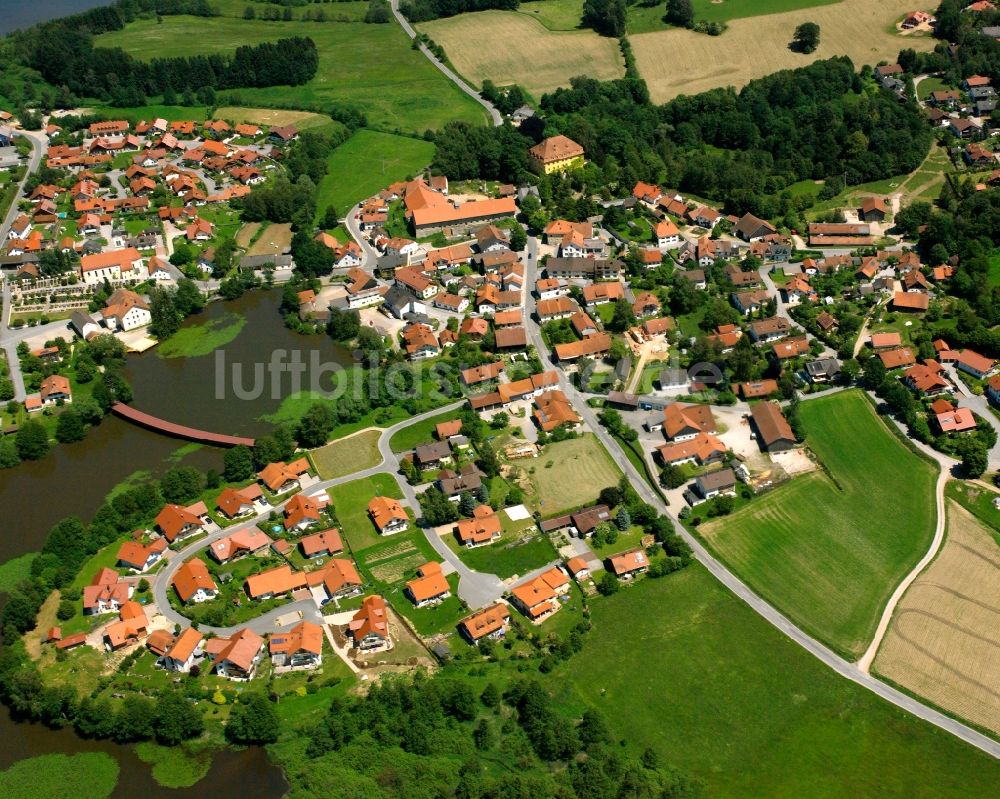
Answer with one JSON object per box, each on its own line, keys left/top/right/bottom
{"left": 0, "top": 753, "right": 119, "bottom": 799}
{"left": 95, "top": 104, "right": 208, "bottom": 123}
{"left": 524, "top": 434, "right": 623, "bottom": 516}
{"left": 698, "top": 390, "right": 937, "bottom": 658}
{"left": 0, "top": 552, "right": 37, "bottom": 593}
{"left": 551, "top": 564, "right": 1000, "bottom": 798}
{"left": 328, "top": 473, "right": 405, "bottom": 552}
{"left": 945, "top": 481, "right": 1000, "bottom": 540}
{"left": 917, "top": 75, "right": 948, "bottom": 101}
{"left": 157, "top": 312, "right": 246, "bottom": 359}
{"left": 988, "top": 250, "right": 1000, "bottom": 290}
{"left": 517, "top": 0, "right": 584, "bottom": 30}
{"left": 315, "top": 130, "right": 434, "bottom": 218}
{"left": 95, "top": 16, "right": 487, "bottom": 132}
{"left": 389, "top": 409, "right": 459, "bottom": 452}
{"left": 309, "top": 430, "right": 382, "bottom": 479}
{"left": 445, "top": 527, "right": 558, "bottom": 579}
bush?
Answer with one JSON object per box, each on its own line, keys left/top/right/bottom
{"left": 56, "top": 599, "right": 76, "bottom": 620}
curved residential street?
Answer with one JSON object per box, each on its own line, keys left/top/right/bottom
{"left": 389, "top": 0, "right": 503, "bottom": 127}
{"left": 149, "top": 400, "right": 509, "bottom": 638}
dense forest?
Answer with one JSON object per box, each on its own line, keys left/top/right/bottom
{"left": 14, "top": 25, "right": 318, "bottom": 105}
{"left": 399, "top": 0, "right": 518, "bottom": 23}
{"left": 434, "top": 58, "right": 931, "bottom": 219}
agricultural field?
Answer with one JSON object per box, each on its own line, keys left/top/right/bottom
{"left": 631, "top": 0, "right": 933, "bottom": 102}
{"left": 316, "top": 130, "right": 435, "bottom": 219}
{"left": 309, "top": 429, "right": 383, "bottom": 480}
{"left": 418, "top": 11, "right": 624, "bottom": 99}
{"left": 551, "top": 564, "right": 1000, "bottom": 797}
{"left": 516, "top": 0, "right": 584, "bottom": 30}
{"left": 517, "top": 434, "right": 623, "bottom": 516}
{"left": 875, "top": 500, "right": 1000, "bottom": 737}
{"left": 699, "top": 390, "right": 937, "bottom": 657}
{"left": 94, "top": 15, "right": 487, "bottom": 132}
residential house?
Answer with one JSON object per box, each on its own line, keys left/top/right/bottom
{"left": 454, "top": 503, "right": 502, "bottom": 548}
{"left": 805, "top": 357, "right": 841, "bottom": 384}
{"left": 103, "top": 601, "right": 148, "bottom": 651}
{"left": 245, "top": 564, "right": 307, "bottom": 600}
{"left": 691, "top": 468, "right": 737, "bottom": 501}
{"left": 955, "top": 349, "right": 995, "bottom": 379}
{"left": 732, "top": 290, "right": 771, "bottom": 316}
{"left": 553, "top": 333, "right": 611, "bottom": 362}
{"left": 608, "top": 549, "right": 649, "bottom": 579}
{"left": 461, "top": 360, "right": 504, "bottom": 386}
{"left": 878, "top": 347, "right": 917, "bottom": 369}
{"left": 405, "top": 562, "right": 452, "bottom": 607}
{"left": 536, "top": 296, "right": 575, "bottom": 321}
{"left": 210, "top": 628, "right": 265, "bottom": 680}
{"left": 79, "top": 248, "right": 144, "bottom": 285}
{"left": 748, "top": 317, "right": 791, "bottom": 343}
{"left": 655, "top": 219, "right": 681, "bottom": 249}
{"left": 582, "top": 281, "right": 625, "bottom": 308}
{"left": 749, "top": 401, "right": 796, "bottom": 452}
{"left": 83, "top": 567, "right": 132, "bottom": 615}
{"left": 395, "top": 266, "right": 438, "bottom": 299}
{"left": 368, "top": 495, "right": 409, "bottom": 534}
{"left": 772, "top": 337, "right": 811, "bottom": 361}
{"left": 257, "top": 458, "right": 310, "bottom": 494}
{"left": 545, "top": 257, "right": 621, "bottom": 281}
{"left": 208, "top": 529, "right": 272, "bottom": 564}
{"left": 172, "top": 559, "right": 218, "bottom": 604}
{"left": 155, "top": 502, "right": 210, "bottom": 543}
{"left": 437, "top": 464, "right": 486, "bottom": 499}
{"left": 510, "top": 567, "right": 570, "bottom": 622}
{"left": 299, "top": 528, "right": 344, "bottom": 559}
{"left": 566, "top": 557, "right": 591, "bottom": 582}
{"left": 933, "top": 401, "right": 977, "bottom": 433}
{"left": 310, "top": 558, "right": 363, "bottom": 603}
{"left": 160, "top": 627, "right": 204, "bottom": 672}
{"left": 904, "top": 362, "right": 950, "bottom": 395}
{"left": 215, "top": 484, "right": 266, "bottom": 519}
{"left": 657, "top": 432, "right": 727, "bottom": 466}
{"left": 661, "top": 403, "right": 717, "bottom": 442}
{"left": 734, "top": 213, "right": 777, "bottom": 242}
{"left": 459, "top": 602, "right": 511, "bottom": 644}
{"left": 39, "top": 374, "right": 71, "bottom": 405}
{"left": 348, "top": 596, "right": 390, "bottom": 651}
{"left": 539, "top": 505, "right": 611, "bottom": 537}
{"left": 283, "top": 493, "right": 323, "bottom": 532}
{"left": 116, "top": 538, "right": 168, "bottom": 573}
{"left": 269, "top": 621, "right": 323, "bottom": 669}
{"left": 870, "top": 332, "right": 902, "bottom": 350}
{"left": 402, "top": 322, "right": 440, "bottom": 359}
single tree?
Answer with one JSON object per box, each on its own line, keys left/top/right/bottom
{"left": 792, "top": 22, "right": 820, "bottom": 53}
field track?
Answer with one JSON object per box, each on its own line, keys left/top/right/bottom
{"left": 875, "top": 500, "right": 1000, "bottom": 737}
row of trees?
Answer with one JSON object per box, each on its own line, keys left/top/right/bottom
{"left": 21, "top": 26, "right": 318, "bottom": 104}
{"left": 399, "top": 0, "right": 518, "bottom": 23}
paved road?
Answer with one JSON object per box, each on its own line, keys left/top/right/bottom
{"left": 943, "top": 363, "right": 1000, "bottom": 468}
{"left": 0, "top": 128, "right": 47, "bottom": 242}
{"left": 389, "top": 0, "right": 503, "bottom": 127}
{"left": 150, "top": 400, "right": 507, "bottom": 638}
{"left": 523, "top": 236, "right": 1000, "bottom": 759}
{"left": 344, "top": 202, "right": 380, "bottom": 270}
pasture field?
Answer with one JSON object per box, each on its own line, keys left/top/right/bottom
{"left": 445, "top": 526, "right": 559, "bottom": 579}
{"left": 521, "top": 434, "right": 623, "bottom": 515}
{"left": 328, "top": 472, "right": 406, "bottom": 551}
{"left": 418, "top": 12, "right": 624, "bottom": 98}
{"left": 212, "top": 106, "right": 331, "bottom": 130}
{"left": 631, "top": 0, "right": 933, "bottom": 102}
{"left": 94, "top": 16, "right": 487, "bottom": 131}
{"left": 875, "top": 500, "right": 1000, "bottom": 736}
{"left": 316, "top": 130, "right": 435, "bottom": 219}
{"left": 309, "top": 429, "right": 383, "bottom": 480}
{"left": 551, "top": 564, "right": 1000, "bottom": 797}
{"left": 247, "top": 222, "right": 293, "bottom": 257}
{"left": 699, "top": 390, "right": 937, "bottom": 657}
{"left": 516, "top": 0, "right": 584, "bottom": 30}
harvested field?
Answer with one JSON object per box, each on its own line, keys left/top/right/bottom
{"left": 631, "top": 0, "right": 934, "bottom": 102}
{"left": 419, "top": 11, "right": 624, "bottom": 98}
{"left": 247, "top": 223, "right": 293, "bottom": 257}
{"left": 234, "top": 222, "right": 260, "bottom": 249}
{"left": 875, "top": 500, "right": 1000, "bottom": 736}
{"left": 214, "top": 106, "right": 330, "bottom": 129}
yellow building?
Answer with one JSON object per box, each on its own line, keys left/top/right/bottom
{"left": 529, "top": 135, "right": 585, "bottom": 174}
